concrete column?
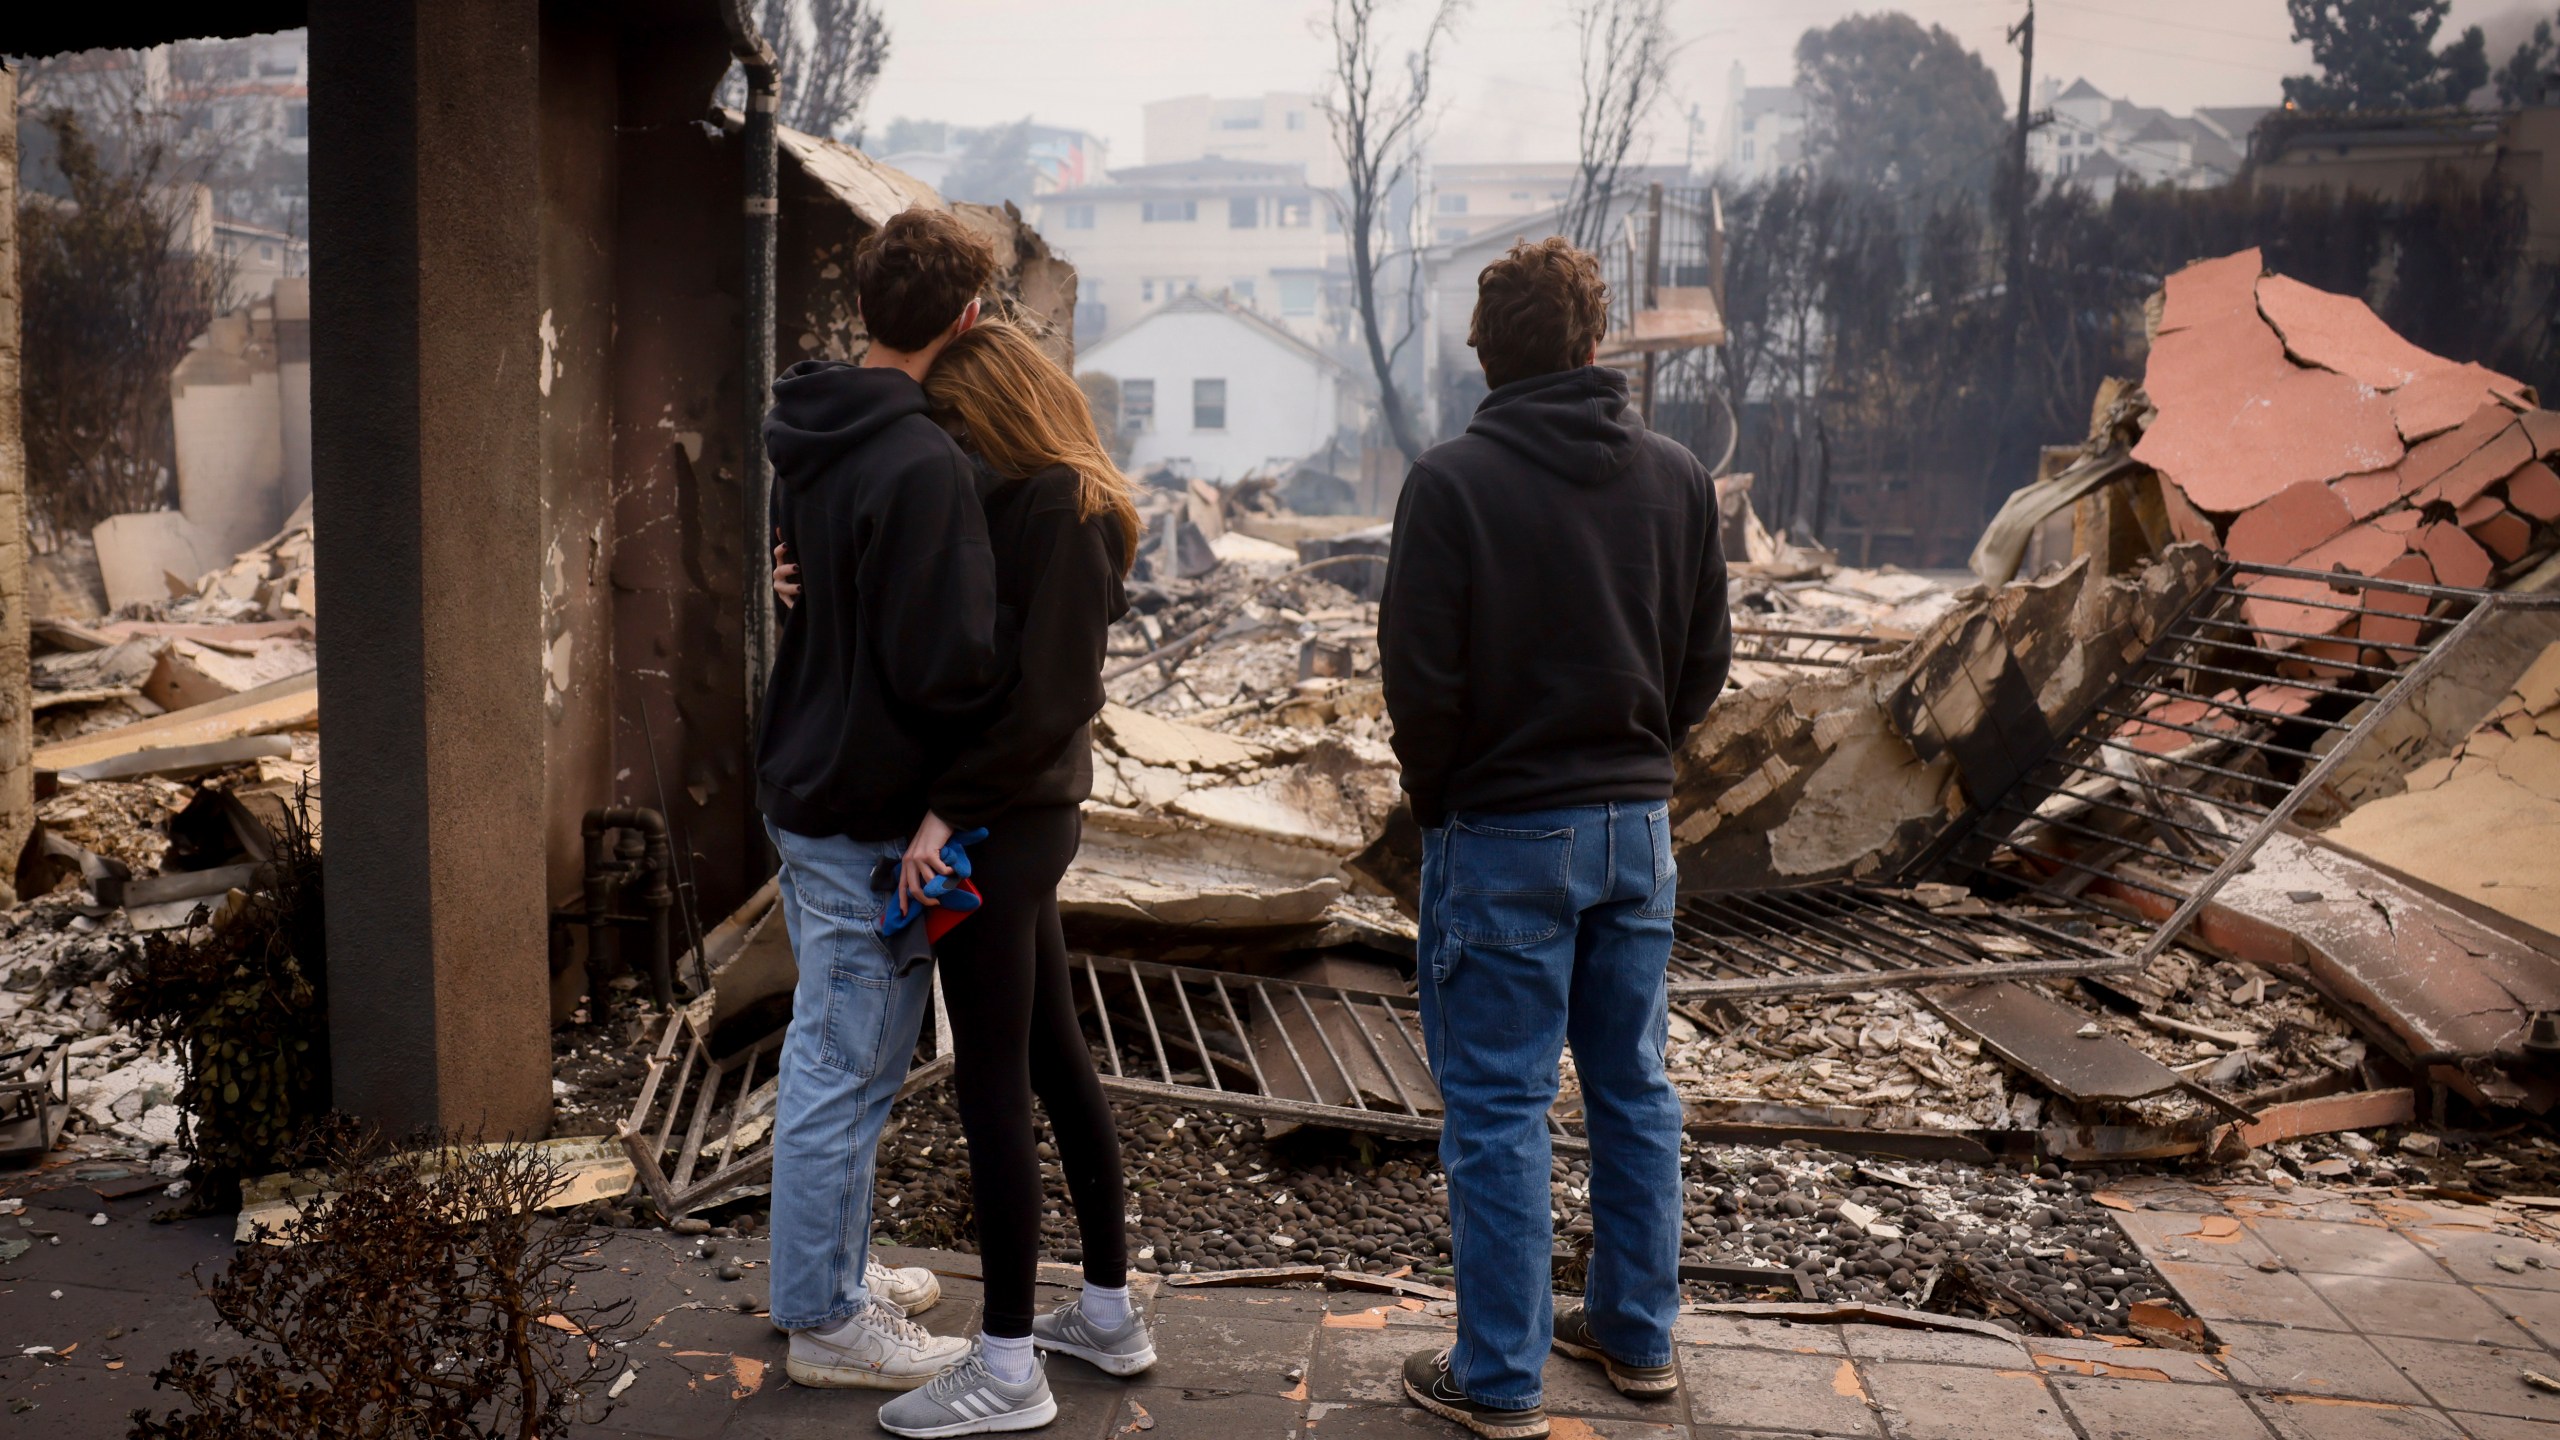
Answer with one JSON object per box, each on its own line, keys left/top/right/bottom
{"left": 309, "top": 0, "right": 552, "bottom": 1138}
{"left": 0, "top": 62, "right": 32, "bottom": 900}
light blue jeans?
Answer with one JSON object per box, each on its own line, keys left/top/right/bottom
{"left": 763, "top": 820, "right": 935, "bottom": 1332}
{"left": 1416, "top": 802, "right": 1684, "bottom": 1411}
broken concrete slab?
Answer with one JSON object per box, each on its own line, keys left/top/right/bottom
{"left": 1061, "top": 809, "right": 1344, "bottom": 930}
{"left": 1672, "top": 545, "right": 2215, "bottom": 891}
{"left": 2324, "top": 641, "right": 2560, "bottom": 938}
{"left": 32, "top": 670, "right": 317, "bottom": 773}
{"left": 51, "top": 733, "right": 295, "bottom": 786}
{"left": 2257, "top": 272, "right": 2445, "bottom": 390}
{"left": 2166, "top": 829, "right": 2560, "bottom": 1109}
{"left": 1096, "top": 701, "right": 1271, "bottom": 774}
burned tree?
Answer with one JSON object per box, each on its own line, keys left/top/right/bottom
{"left": 15, "top": 107, "right": 230, "bottom": 545}
{"left": 1322, "top": 0, "right": 1460, "bottom": 465}
{"left": 1559, "top": 0, "right": 1673, "bottom": 255}
{"left": 730, "top": 0, "right": 892, "bottom": 144}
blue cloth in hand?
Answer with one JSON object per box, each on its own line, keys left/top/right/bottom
{"left": 879, "top": 826, "right": 989, "bottom": 935}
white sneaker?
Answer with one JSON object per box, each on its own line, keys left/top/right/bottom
{"left": 785, "top": 1297, "right": 970, "bottom": 1390}
{"left": 871, "top": 1256, "right": 943, "bottom": 1316}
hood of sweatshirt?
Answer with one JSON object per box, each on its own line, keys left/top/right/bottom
{"left": 764, "top": 360, "right": 934, "bottom": 492}
{"left": 1464, "top": 364, "right": 1645, "bottom": 487}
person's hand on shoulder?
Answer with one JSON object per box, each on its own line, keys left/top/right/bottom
{"left": 774, "top": 540, "right": 800, "bottom": 608}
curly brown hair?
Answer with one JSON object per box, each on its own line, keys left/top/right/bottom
{"left": 854, "top": 207, "right": 997, "bottom": 353}
{"left": 1468, "top": 236, "right": 1611, "bottom": 390}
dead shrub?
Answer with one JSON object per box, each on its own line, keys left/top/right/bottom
{"left": 129, "top": 1124, "right": 633, "bottom": 1440}
{"left": 106, "top": 786, "right": 326, "bottom": 1206}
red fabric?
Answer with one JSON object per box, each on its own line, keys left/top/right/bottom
{"left": 924, "top": 879, "right": 982, "bottom": 942}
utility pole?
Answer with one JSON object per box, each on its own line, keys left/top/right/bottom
{"left": 1638, "top": 180, "right": 1664, "bottom": 418}
{"left": 2003, "top": 0, "right": 2034, "bottom": 354}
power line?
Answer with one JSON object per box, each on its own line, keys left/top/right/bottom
{"left": 2039, "top": 26, "right": 2297, "bottom": 74}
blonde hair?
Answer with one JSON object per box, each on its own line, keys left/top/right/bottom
{"left": 925, "top": 322, "right": 1142, "bottom": 574}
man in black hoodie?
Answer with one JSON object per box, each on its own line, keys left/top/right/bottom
{"left": 1382, "top": 238, "right": 1731, "bottom": 1440}
{"left": 755, "top": 208, "right": 997, "bottom": 1392}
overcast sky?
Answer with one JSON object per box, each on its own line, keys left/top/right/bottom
{"left": 865, "top": 0, "right": 2540, "bottom": 167}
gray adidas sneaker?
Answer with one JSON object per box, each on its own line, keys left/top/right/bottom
{"left": 876, "top": 1344, "right": 1058, "bottom": 1437}
{"left": 1029, "top": 1298, "right": 1157, "bottom": 1376}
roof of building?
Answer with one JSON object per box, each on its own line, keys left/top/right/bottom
{"left": 1104, "top": 157, "right": 1306, "bottom": 186}
{"left": 2195, "top": 105, "right": 2275, "bottom": 140}
{"left": 1083, "top": 291, "right": 1355, "bottom": 377}
{"left": 2074, "top": 150, "right": 2132, "bottom": 181}
{"left": 2126, "top": 114, "right": 2188, "bottom": 146}
{"left": 2057, "top": 78, "right": 2109, "bottom": 103}
{"left": 1739, "top": 85, "right": 1807, "bottom": 118}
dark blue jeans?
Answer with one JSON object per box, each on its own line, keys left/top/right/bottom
{"left": 1416, "top": 802, "right": 1683, "bottom": 1410}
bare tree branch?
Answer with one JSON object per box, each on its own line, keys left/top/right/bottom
{"left": 728, "top": 0, "right": 892, "bottom": 144}
{"left": 1321, "top": 0, "right": 1463, "bottom": 464}
{"left": 1561, "top": 0, "right": 1674, "bottom": 254}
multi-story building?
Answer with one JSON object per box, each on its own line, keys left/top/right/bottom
{"left": 1033, "top": 156, "right": 1339, "bottom": 345}
{"left": 1423, "top": 161, "right": 1690, "bottom": 246}
{"left": 1722, "top": 63, "right": 1809, "bottom": 182}
{"left": 2032, "top": 78, "right": 2271, "bottom": 197}
{"left": 167, "top": 30, "right": 309, "bottom": 234}
{"left": 1142, "top": 91, "right": 1340, "bottom": 187}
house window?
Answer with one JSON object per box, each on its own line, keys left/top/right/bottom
{"left": 1063, "top": 204, "right": 1095, "bottom": 229}
{"left": 1275, "top": 197, "right": 1311, "bottom": 227}
{"left": 1436, "top": 192, "right": 1468, "bottom": 215}
{"left": 1279, "top": 275, "right": 1318, "bottom": 316}
{"left": 1229, "top": 196, "right": 1259, "bottom": 228}
{"left": 1230, "top": 278, "right": 1256, "bottom": 302}
{"left": 1193, "top": 379, "right": 1227, "bottom": 431}
{"left": 1073, "top": 301, "right": 1107, "bottom": 337}
{"left": 1217, "top": 113, "right": 1263, "bottom": 130}
{"left": 1123, "top": 379, "right": 1154, "bottom": 431}
{"left": 287, "top": 103, "right": 309, "bottom": 139}
{"left": 1286, "top": 111, "right": 1306, "bottom": 131}
{"left": 1141, "top": 277, "right": 1196, "bottom": 303}
{"left": 260, "top": 243, "right": 275, "bottom": 261}
{"left": 1142, "top": 200, "right": 1197, "bottom": 223}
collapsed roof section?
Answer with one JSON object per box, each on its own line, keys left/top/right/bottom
{"left": 2123, "top": 250, "right": 2558, "bottom": 652}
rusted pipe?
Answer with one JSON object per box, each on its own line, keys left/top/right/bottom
{"left": 717, "top": 1, "right": 782, "bottom": 731}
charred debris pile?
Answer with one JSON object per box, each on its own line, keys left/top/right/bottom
{"left": 9, "top": 253, "right": 2560, "bottom": 1341}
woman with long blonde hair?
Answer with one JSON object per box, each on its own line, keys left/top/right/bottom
{"left": 868, "top": 320, "right": 1152, "bottom": 1437}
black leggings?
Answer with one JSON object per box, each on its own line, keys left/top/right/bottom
{"left": 933, "top": 805, "right": 1128, "bottom": 1337}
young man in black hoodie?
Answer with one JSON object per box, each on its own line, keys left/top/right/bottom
{"left": 756, "top": 207, "right": 999, "bottom": 1392}
{"left": 1382, "top": 238, "right": 1732, "bottom": 1440}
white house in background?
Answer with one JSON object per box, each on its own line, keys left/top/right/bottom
{"left": 1078, "top": 293, "right": 1365, "bottom": 482}
{"left": 1723, "top": 63, "right": 1809, "bottom": 182}
{"left": 2032, "top": 78, "right": 2271, "bottom": 192}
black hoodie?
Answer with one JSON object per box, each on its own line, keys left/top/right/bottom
{"left": 924, "top": 462, "right": 1131, "bottom": 829}
{"left": 1378, "top": 365, "right": 1732, "bottom": 829}
{"left": 755, "top": 361, "right": 1003, "bottom": 841}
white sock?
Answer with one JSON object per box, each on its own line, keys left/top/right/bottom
{"left": 1080, "top": 1282, "right": 1131, "bottom": 1329}
{"left": 982, "top": 1331, "right": 1036, "bottom": 1385}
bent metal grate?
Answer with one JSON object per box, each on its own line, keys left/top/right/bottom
{"left": 628, "top": 562, "right": 2551, "bottom": 1178}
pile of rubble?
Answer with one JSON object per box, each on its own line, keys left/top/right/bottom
{"left": 0, "top": 510, "right": 325, "bottom": 1171}
{"left": 15, "top": 249, "right": 2560, "bottom": 1351}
